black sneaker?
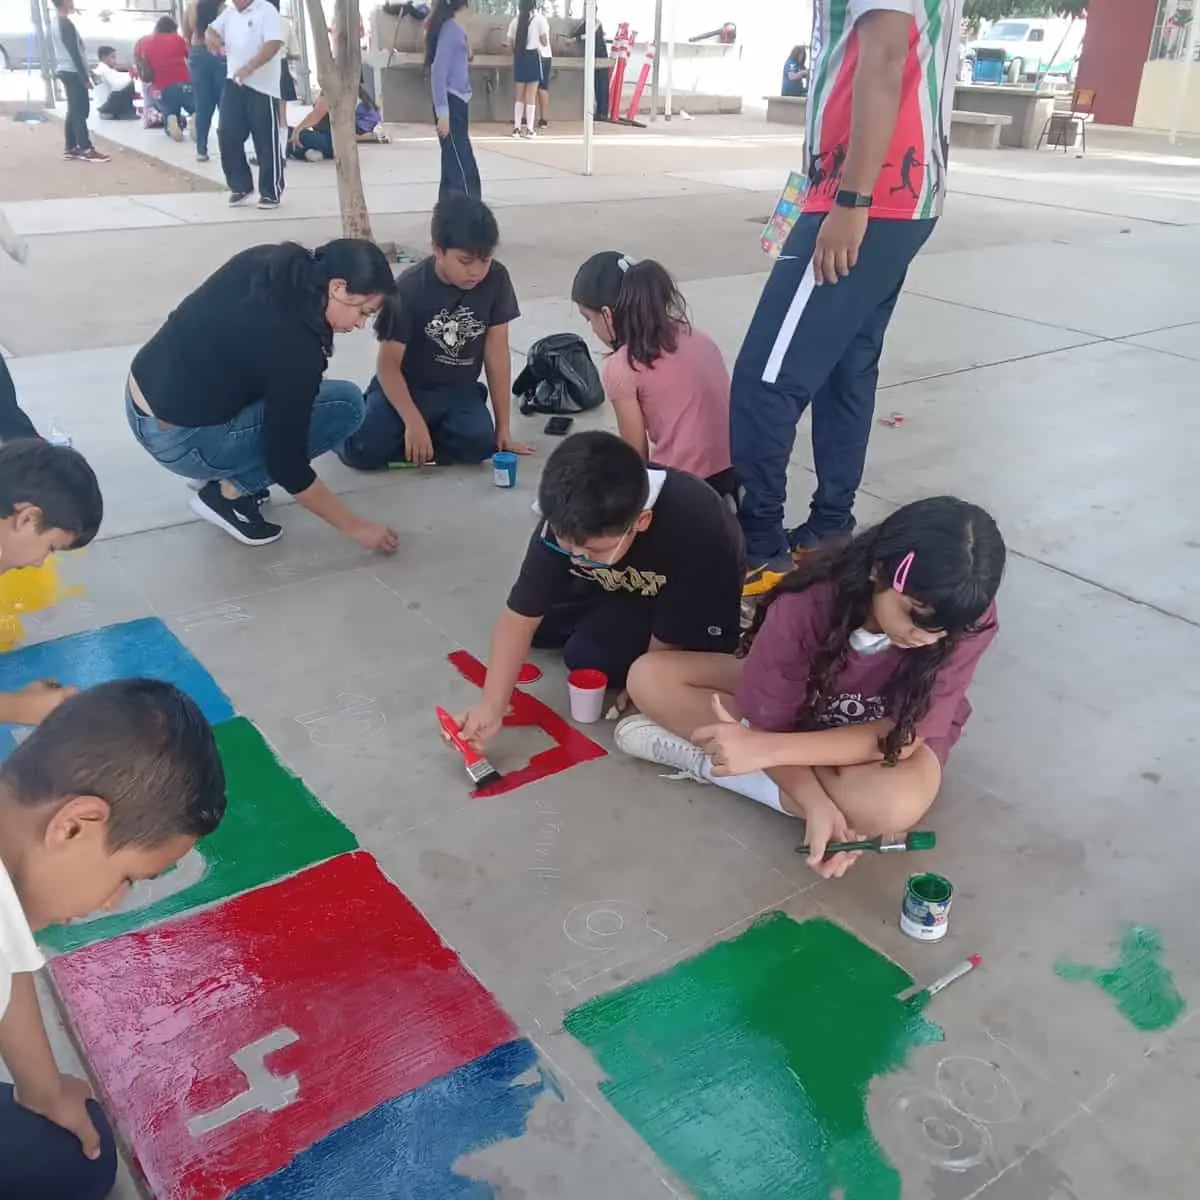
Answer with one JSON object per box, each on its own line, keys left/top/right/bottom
{"left": 229, "top": 191, "right": 251, "bottom": 205}
{"left": 188, "top": 481, "right": 282, "bottom": 545}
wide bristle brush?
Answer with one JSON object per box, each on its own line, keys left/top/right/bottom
{"left": 435, "top": 707, "right": 503, "bottom": 789}
{"left": 795, "top": 830, "right": 936, "bottom": 857}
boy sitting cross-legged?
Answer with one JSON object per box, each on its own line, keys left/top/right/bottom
{"left": 339, "top": 193, "right": 534, "bottom": 470}
{"left": 0, "top": 679, "right": 227, "bottom": 1200}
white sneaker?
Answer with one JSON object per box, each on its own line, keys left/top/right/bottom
{"left": 614, "top": 715, "right": 709, "bottom": 781}
{"left": 167, "top": 114, "right": 182, "bottom": 142}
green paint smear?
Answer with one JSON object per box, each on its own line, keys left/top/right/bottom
{"left": 564, "top": 914, "right": 943, "bottom": 1200}
{"left": 1055, "top": 925, "right": 1186, "bottom": 1032}
{"left": 40, "top": 717, "right": 358, "bottom": 953}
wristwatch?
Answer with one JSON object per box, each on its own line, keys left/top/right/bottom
{"left": 835, "top": 189, "right": 872, "bottom": 209}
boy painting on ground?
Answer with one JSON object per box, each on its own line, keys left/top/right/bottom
{"left": 339, "top": 195, "right": 533, "bottom": 470}
{"left": 453, "top": 431, "right": 745, "bottom": 750}
{"left": 0, "top": 679, "right": 227, "bottom": 1199}
{"left": 0, "top": 440, "right": 104, "bottom": 725}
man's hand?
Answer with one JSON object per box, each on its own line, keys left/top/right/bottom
{"left": 692, "top": 694, "right": 775, "bottom": 777}
{"left": 347, "top": 518, "right": 399, "bottom": 554}
{"left": 17, "top": 1074, "right": 102, "bottom": 1159}
{"left": 812, "top": 206, "right": 870, "bottom": 286}
{"left": 233, "top": 66, "right": 249, "bottom": 85}
{"left": 496, "top": 429, "right": 535, "bottom": 455}
{"left": 402, "top": 414, "right": 436, "bottom": 465}
{"left": 454, "top": 702, "right": 503, "bottom": 751}
{"left": 799, "top": 796, "right": 863, "bottom": 880}
{"left": 290, "top": 128, "right": 302, "bottom": 147}
{"left": 436, "top": 115, "right": 450, "bottom": 138}
{"left": 13, "top": 680, "right": 76, "bottom": 725}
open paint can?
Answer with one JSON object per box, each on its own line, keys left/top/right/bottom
{"left": 900, "top": 873, "right": 953, "bottom": 942}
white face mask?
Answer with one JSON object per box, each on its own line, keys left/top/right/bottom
{"left": 849, "top": 627, "right": 893, "bottom": 655}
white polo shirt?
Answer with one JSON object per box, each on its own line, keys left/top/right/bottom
{"left": 0, "top": 859, "right": 43, "bottom": 1021}
{"left": 211, "top": 0, "right": 284, "bottom": 98}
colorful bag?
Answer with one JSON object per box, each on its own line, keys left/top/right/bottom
{"left": 760, "top": 170, "right": 806, "bottom": 258}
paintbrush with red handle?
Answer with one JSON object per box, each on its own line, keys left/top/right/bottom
{"left": 435, "top": 707, "right": 503, "bottom": 789}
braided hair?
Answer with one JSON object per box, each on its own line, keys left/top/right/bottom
{"left": 746, "top": 496, "right": 1006, "bottom": 764}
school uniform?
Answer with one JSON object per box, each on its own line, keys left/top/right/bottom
{"left": 210, "top": 0, "right": 285, "bottom": 203}
{"left": 508, "top": 11, "right": 549, "bottom": 84}
{"left": 0, "top": 860, "right": 119, "bottom": 1199}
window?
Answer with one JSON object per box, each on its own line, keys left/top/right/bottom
{"left": 1027, "top": 28, "right": 1044, "bottom": 42}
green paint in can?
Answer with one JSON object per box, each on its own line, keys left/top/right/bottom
{"left": 901, "top": 872, "right": 953, "bottom": 942}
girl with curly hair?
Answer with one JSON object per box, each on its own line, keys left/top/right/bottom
{"left": 615, "top": 496, "right": 1006, "bottom": 879}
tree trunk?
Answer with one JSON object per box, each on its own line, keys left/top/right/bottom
{"left": 303, "top": 0, "right": 374, "bottom": 241}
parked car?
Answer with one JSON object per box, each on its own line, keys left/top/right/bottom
{"left": 966, "top": 16, "right": 1085, "bottom": 84}
{"left": 0, "top": 1, "right": 158, "bottom": 70}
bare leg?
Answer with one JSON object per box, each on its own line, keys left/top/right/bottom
{"left": 814, "top": 744, "right": 942, "bottom": 836}
{"left": 626, "top": 650, "right": 742, "bottom": 737}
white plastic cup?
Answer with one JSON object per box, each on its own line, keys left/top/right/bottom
{"left": 567, "top": 668, "right": 608, "bottom": 724}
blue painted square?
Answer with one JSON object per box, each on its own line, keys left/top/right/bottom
{"left": 0, "top": 618, "right": 234, "bottom": 757}
{"left": 230, "top": 1039, "right": 557, "bottom": 1200}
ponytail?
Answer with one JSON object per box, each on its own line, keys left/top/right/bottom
{"left": 515, "top": 0, "right": 534, "bottom": 52}
{"left": 571, "top": 251, "right": 691, "bottom": 369}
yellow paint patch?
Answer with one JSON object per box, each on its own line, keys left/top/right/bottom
{"left": 0, "top": 559, "right": 83, "bottom": 651}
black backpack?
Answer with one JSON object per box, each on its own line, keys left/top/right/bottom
{"left": 513, "top": 333, "right": 605, "bottom": 416}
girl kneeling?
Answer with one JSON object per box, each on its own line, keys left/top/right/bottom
{"left": 616, "top": 496, "right": 1006, "bottom": 878}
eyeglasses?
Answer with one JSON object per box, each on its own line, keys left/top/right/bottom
{"left": 540, "top": 521, "right": 634, "bottom": 570}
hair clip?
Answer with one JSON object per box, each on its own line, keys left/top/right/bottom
{"left": 616, "top": 254, "right": 636, "bottom": 272}
{"left": 892, "top": 551, "right": 915, "bottom": 593}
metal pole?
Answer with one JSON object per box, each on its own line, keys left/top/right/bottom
{"left": 583, "top": 0, "right": 596, "bottom": 174}
{"left": 291, "top": 0, "right": 314, "bottom": 102}
{"left": 1169, "top": 9, "right": 1197, "bottom": 145}
{"left": 648, "top": 0, "right": 662, "bottom": 121}
{"left": 33, "top": 0, "right": 56, "bottom": 108}
{"left": 663, "top": 0, "right": 675, "bottom": 119}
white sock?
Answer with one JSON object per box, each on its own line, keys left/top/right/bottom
{"left": 514, "top": 102, "right": 524, "bottom": 128}
{"left": 524, "top": 103, "right": 538, "bottom": 129}
{"left": 698, "top": 759, "right": 785, "bottom": 813}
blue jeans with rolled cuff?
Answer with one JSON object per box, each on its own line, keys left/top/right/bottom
{"left": 126, "top": 379, "right": 366, "bottom": 494}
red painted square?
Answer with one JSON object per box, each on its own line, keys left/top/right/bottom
{"left": 51, "top": 852, "right": 516, "bottom": 1200}
{"left": 448, "top": 650, "right": 606, "bottom": 797}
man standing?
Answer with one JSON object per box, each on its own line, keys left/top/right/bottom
{"left": 206, "top": 0, "right": 284, "bottom": 208}
{"left": 733, "top": 0, "right": 960, "bottom": 581}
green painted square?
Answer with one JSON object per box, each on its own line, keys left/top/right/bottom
{"left": 564, "top": 914, "right": 943, "bottom": 1200}
{"left": 39, "top": 718, "right": 358, "bottom": 953}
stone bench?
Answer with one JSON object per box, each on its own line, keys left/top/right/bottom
{"left": 765, "top": 94, "right": 806, "bottom": 126}
{"left": 950, "top": 109, "right": 1012, "bottom": 150}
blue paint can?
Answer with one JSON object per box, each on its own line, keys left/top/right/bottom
{"left": 900, "top": 872, "right": 953, "bottom": 942}
{"left": 492, "top": 451, "right": 518, "bottom": 488}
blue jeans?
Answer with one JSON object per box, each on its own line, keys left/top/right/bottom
{"left": 339, "top": 377, "right": 495, "bottom": 469}
{"left": 288, "top": 128, "right": 333, "bottom": 159}
{"left": 157, "top": 81, "right": 195, "bottom": 133}
{"left": 126, "top": 379, "right": 366, "bottom": 493}
{"left": 731, "top": 212, "right": 936, "bottom": 563}
{"left": 188, "top": 46, "right": 225, "bottom": 155}
{"left": 0, "top": 1083, "right": 117, "bottom": 1200}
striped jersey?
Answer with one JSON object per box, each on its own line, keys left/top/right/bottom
{"left": 803, "top": 0, "right": 963, "bottom": 220}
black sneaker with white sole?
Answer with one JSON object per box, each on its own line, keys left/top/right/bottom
{"left": 186, "top": 479, "right": 270, "bottom": 505}
{"left": 229, "top": 191, "right": 251, "bottom": 205}
{"left": 188, "top": 481, "right": 282, "bottom": 545}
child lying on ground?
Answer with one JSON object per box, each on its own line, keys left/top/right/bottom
{"left": 339, "top": 194, "right": 532, "bottom": 469}
{"left": 454, "top": 431, "right": 745, "bottom": 749}
{"left": 0, "top": 440, "right": 103, "bottom": 725}
{"left": 615, "top": 496, "right": 1006, "bottom": 879}
{"left": 572, "top": 251, "right": 735, "bottom": 499}
{"left": 0, "top": 679, "right": 226, "bottom": 1200}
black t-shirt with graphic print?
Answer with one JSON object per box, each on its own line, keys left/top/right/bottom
{"left": 374, "top": 256, "right": 520, "bottom": 390}
{"left": 507, "top": 469, "right": 745, "bottom": 653}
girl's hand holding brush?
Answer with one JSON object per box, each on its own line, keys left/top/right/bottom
{"left": 692, "top": 695, "right": 779, "bottom": 776}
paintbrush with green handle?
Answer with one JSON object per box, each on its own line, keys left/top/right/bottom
{"left": 794, "top": 831, "right": 936, "bottom": 857}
